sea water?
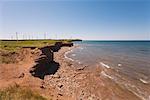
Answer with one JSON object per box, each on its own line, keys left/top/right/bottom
{"left": 67, "top": 41, "right": 150, "bottom": 100}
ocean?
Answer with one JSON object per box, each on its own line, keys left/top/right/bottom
{"left": 66, "top": 41, "right": 150, "bottom": 100}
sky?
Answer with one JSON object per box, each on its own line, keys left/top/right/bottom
{"left": 0, "top": 0, "right": 150, "bottom": 40}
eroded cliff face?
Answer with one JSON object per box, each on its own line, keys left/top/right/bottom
{"left": 0, "top": 41, "right": 74, "bottom": 86}
{"left": 29, "top": 42, "right": 74, "bottom": 79}
{"left": 50, "top": 42, "right": 73, "bottom": 52}
{"left": 0, "top": 41, "right": 74, "bottom": 64}
{"left": 0, "top": 42, "right": 77, "bottom": 100}
{"left": 37, "top": 42, "right": 73, "bottom": 62}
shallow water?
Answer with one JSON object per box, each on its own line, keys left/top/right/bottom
{"left": 67, "top": 41, "right": 150, "bottom": 100}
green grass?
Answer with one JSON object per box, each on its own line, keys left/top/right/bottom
{"left": 0, "top": 39, "right": 72, "bottom": 52}
{"left": 0, "top": 39, "right": 75, "bottom": 64}
{"left": 0, "top": 85, "right": 47, "bottom": 100}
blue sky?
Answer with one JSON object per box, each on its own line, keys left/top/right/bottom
{"left": 0, "top": 0, "right": 150, "bottom": 40}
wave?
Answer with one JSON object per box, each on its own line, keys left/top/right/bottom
{"left": 64, "top": 49, "right": 74, "bottom": 61}
{"left": 136, "top": 73, "right": 149, "bottom": 84}
{"left": 72, "top": 54, "right": 76, "bottom": 56}
{"left": 100, "top": 71, "right": 113, "bottom": 79}
{"left": 99, "top": 62, "right": 149, "bottom": 100}
{"left": 80, "top": 47, "right": 84, "bottom": 50}
{"left": 124, "top": 83, "right": 149, "bottom": 100}
{"left": 118, "top": 63, "right": 122, "bottom": 67}
{"left": 99, "top": 62, "right": 110, "bottom": 69}
{"left": 74, "top": 60, "right": 81, "bottom": 64}
{"left": 64, "top": 45, "right": 83, "bottom": 63}
{"left": 139, "top": 79, "right": 149, "bottom": 84}
{"left": 77, "top": 61, "right": 81, "bottom": 64}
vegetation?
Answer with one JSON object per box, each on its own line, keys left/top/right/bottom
{"left": 0, "top": 55, "right": 14, "bottom": 64}
{"left": 0, "top": 85, "right": 47, "bottom": 100}
{"left": 0, "top": 39, "right": 81, "bottom": 52}
{"left": 0, "top": 39, "right": 81, "bottom": 51}
{"left": 0, "top": 40, "right": 68, "bottom": 52}
{"left": 0, "top": 39, "right": 81, "bottom": 64}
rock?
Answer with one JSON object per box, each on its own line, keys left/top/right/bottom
{"left": 81, "top": 90, "right": 84, "bottom": 96}
{"left": 76, "top": 66, "right": 87, "bottom": 71}
{"left": 53, "top": 74, "right": 61, "bottom": 78}
{"left": 55, "top": 42, "right": 62, "bottom": 47}
{"left": 40, "top": 85, "right": 45, "bottom": 89}
{"left": 49, "top": 42, "right": 62, "bottom": 52}
{"left": 40, "top": 46, "right": 54, "bottom": 62}
{"left": 18, "top": 73, "right": 25, "bottom": 78}
{"left": 44, "top": 75, "right": 52, "bottom": 80}
{"left": 58, "top": 93, "right": 63, "bottom": 96}
{"left": 67, "top": 63, "right": 72, "bottom": 66}
{"left": 58, "top": 83, "right": 63, "bottom": 88}
{"left": 62, "top": 42, "right": 73, "bottom": 47}
{"left": 118, "top": 63, "right": 122, "bottom": 67}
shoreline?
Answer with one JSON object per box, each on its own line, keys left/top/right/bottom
{"left": 57, "top": 46, "right": 142, "bottom": 100}
{"left": 64, "top": 46, "right": 75, "bottom": 62}
{"left": 44, "top": 46, "right": 142, "bottom": 100}
{"left": 0, "top": 45, "right": 143, "bottom": 100}
{"left": 64, "top": 45, "right": 150, "bottom": 100}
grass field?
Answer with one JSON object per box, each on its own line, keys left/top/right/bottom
{"left": 0, "top": 39, "right": 73, "bottom": 52}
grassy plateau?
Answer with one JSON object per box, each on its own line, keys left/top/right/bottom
{"left": 0, "top": 39, "right": 73, "bottom": 52}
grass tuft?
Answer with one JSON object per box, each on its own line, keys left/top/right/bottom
{"left": 0, "top": 85, "right": 47, "bottom": 100}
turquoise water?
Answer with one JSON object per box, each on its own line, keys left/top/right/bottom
{"left": 67, "top": 41, "right": 150, "bottom": 100}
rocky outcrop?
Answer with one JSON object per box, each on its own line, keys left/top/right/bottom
{"left": 50, "top": 42, "right": 73, "bottom": 52}
{"left": 62, "top": 42, "right": 73, "bottom": 47}
{"left": 40, "top": 46, "right": 54, "bottom": 62}
{"left": 30, "top": 42, "right": 74, "bottom": 79}
{"left": 49, "top": 42, "right": 62, "bottom": 52}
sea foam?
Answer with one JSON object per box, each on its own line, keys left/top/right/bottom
{"left": 100, "top": 62, "right": 110, "bottom": 69}
{"left": 72, "top": 54, "right": 76, "bottom": 56}
{"left": 101, "top": 71, "right": 113, "bottom": 79}
{"left": 80, "top": 47, "right": 84, "bottom": 50}
{"left": 139, "top": 79, "right": 149, "bottom": 84}
{"left": 64, "top": 49, "right": 74, "bottom": 61}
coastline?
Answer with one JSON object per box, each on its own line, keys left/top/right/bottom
{"left": 0, "top": 44, "right": 87, "bottom": 99}
{"left": 64, "top": 46, "right": 75, "bottom": 62}
{"left": 43, "top": 46, "right": 141, "bottom": 100}
{"left": 0, "top": 44, "right": 143, "bottom": 100}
